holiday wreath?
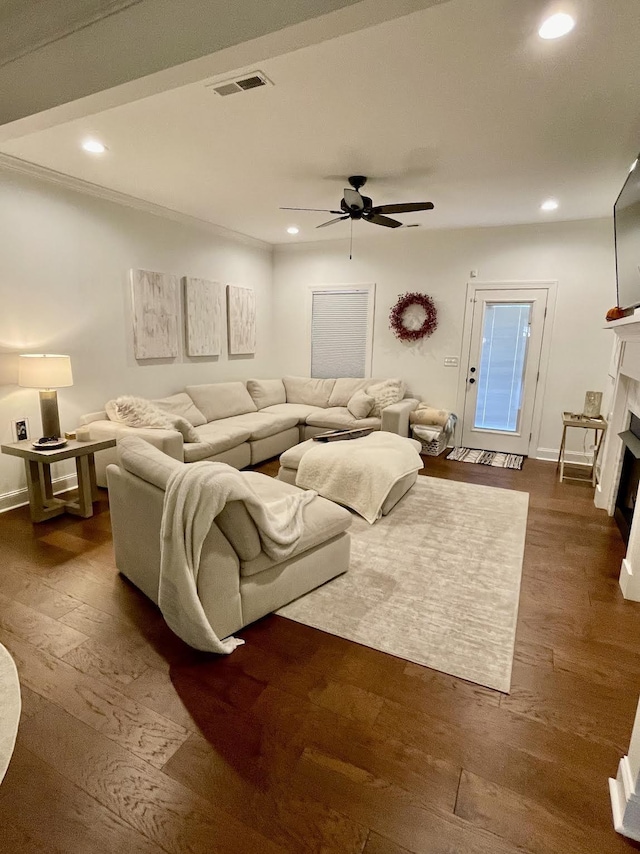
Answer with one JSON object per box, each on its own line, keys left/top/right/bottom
{"left": 389, "top": 292, "right": 438, "bottom": 341}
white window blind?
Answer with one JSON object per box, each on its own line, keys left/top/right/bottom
{"left": 311, "top": 289, "right": 370, "bottom": 378}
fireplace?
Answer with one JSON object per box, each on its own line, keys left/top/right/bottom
{"left": 615, "top": 413, "right": 640, "bottom": 543}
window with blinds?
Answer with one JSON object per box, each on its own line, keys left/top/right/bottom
{"left": 310, "top": 288, "right": 371, "bottom": 378}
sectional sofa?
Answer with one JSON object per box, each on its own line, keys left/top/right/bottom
{"left": 80, "top": 376, "right": 419, "bottom": 487}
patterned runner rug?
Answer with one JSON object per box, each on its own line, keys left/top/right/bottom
{"left": 278, "top": 476, "right": 528, "bottom": 693}
{"left": 447, "top": 447, "right": 524, "bottom": 470}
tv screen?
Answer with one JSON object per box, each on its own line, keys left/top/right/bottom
{"left": 615, "top": 155, "right": 640, "bottom": 310}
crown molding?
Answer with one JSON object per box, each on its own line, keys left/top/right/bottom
{"left": 0, "top": 152, "right": 270, "bottom": 251}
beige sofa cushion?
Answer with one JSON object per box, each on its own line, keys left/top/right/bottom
{"left": 246, "top": 379, "right": 286, "bottom": 410}
{"left": 186, "top": 382, "right": 257, "bottom": 422}
{"left": 153, "top": 392, "right": 207, "bottom": 427}
{"left": 304, "top": 407, "right": 381, "bottom": 431}
{"left": 261, "top": 403, "right": 325, "bottom": 423}
{"left": 238, "top": 473, "right": 352, "bottom": 577}
{"left": 216, "top": 500, "right": 262, "bottom": 562}
{"left": 283, "top": 376, "right": 336, "bottom": 408}
{"left": 347, "top": 389, "right": 374, "bottom": 419}
{"left": 328, "top": 378, "right": 373, "bottom": 407}
{"left": 183, "top": 422, "right": 252, "bottom": 462}
{"left": 212, "top": 412, "right": 298, "bottom": 441}
{"left": 117, "top": 435, "right": 182, "bottom": 489}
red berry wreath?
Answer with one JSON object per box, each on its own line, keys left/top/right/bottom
{"left": 389, "top": 292, "right": 438, "bottom": 341}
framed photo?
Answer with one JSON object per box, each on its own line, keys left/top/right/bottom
{"left": 11, "top": 417, "right": 30, "bottom": 442}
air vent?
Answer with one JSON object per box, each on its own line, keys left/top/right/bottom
{"left": 208, "top": 71, "right": 272, "bottom": 97}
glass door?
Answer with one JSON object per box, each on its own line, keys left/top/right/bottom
{"left": 461, "top": 289, "right": 548, "bottom": 455}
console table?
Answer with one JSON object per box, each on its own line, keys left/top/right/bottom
{"left": 1, "top": 437, "right": 116, "bottom": 522}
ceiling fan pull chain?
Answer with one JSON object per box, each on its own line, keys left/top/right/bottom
{"left": 350, "top": 219, "right": 353, "bottom": 260}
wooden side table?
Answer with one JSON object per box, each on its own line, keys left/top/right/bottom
{"left": 1, "top": 438, "right": 116, "bottom": 522}
{"left": 557, "top": 412, "right": 607, "bottom": 486}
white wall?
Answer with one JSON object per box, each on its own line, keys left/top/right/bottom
{"left": 0, "top": 167, "right": 274, "bottom": 503}
{"left": 273, "top": 218, "right": 617, "bottom": 458}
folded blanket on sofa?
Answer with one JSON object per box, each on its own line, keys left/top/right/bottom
{"left": 295, "top": 432, "right": 422, "bottom": 524}
{"left": 160, "top": 462, "right": 317, "bottom": 653}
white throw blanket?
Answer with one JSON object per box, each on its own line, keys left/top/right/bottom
{"left": 296, "top": 432, "right": 423, "bottom": 524}
{"left": 159, "top": 461, "right": 317, "bottom": 653}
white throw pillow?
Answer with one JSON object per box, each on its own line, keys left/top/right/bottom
{"left": 347, "top": 389, "right": 375, "bottom": 419}
{"left": 106, "top": 396, "right": 200, "bottom": 442}
{"left": 367, "top": 379, "right": 406, "bottom": 418}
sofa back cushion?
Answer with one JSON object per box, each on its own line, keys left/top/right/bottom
{"left": 153, "top": 392, "right": 207, "bottom": 427}
{"left": 246, "top": 379, "right": 286, "bottom": 410}
{"left": 117, "top": 435, "right": 182, "bottom": 489}
{"left": 283, "top": 376, "right": 336, "bottom": 408}
{"left": 328, "top": 378, "right": 376, "bottom": 407}
{"left": 186, "top": 382, "right": 257, "bottom": 423}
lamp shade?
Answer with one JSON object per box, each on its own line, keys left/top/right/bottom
{"left": 18, "top": 354, "right": 73, "bottom": 389}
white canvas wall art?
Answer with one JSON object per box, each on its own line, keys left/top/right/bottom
{"left": 130, "top": 269, "right": 179, "bottom": 359}
{"left": 227, "top": 285, "right": 256, "bottom": 355}
{"left": 183, "top": 277, "right": 222, "bottom": 356}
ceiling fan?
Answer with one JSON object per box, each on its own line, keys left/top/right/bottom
{"left": 280, "top": 175, "right": 435, "bottom": 229}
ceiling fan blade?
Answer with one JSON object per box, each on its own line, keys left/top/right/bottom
{"left": 280, "top": 207, "right": 343, "bottom": 213}
{"left": 371, "top": 202, "right": 435, "bottom": 214}
{"left": 343, "top": 188, "right": 364, "bottom": 211}
{"left": 364, "top": 213, "right": 402, "bottom": 228}
{"left": 316, "top": 216, "right": 350, "bottom": 229}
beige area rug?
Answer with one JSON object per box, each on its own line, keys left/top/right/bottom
{"left": 0, "top": 642, "right": 21, "bottom": 784}
{"left": 278, "top": 477, "right": 528, "bottom": 692}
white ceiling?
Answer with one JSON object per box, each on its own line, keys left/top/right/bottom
{"left": 2, "top": 0, "right": 640, "bottom": 245}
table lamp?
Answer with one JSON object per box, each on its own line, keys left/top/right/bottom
{"left": 18, "top": 354, "right": 73, "bottom": 440}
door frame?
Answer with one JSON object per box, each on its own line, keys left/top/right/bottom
{"left": 454, "top": 280, "right": 557, "bottom": 457}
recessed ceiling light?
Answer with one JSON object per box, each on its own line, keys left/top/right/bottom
{"left": 287, "top": 226, "right": 299, "bottom": 235}
{"left": 538, "top": 12, "right": 575, "bottom": 40}
{"left": 81, "top": 139, "right": 107, "bottom": 154}
{"left": 630, "top": 159, "right": 638, "bottom": 173}
{"left": 541, "top": 198, "right": 559, "bottom": 211}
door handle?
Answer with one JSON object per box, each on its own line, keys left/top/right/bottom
{"left": 469, "top": 377, "right": 476, "bottom": 384}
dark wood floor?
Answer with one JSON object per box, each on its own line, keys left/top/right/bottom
{"left": 0, "top": 455, "right": 639, "bottom": 853}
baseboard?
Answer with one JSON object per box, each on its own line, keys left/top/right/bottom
{"left": 535, "top": 447, "right": 592, "bottom": 465}
{"left": 0, "top": 473, "right": 78, "bottom": 514}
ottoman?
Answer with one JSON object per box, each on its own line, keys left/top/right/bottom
{"left": 278, "top": 436, "right": 423, "bottom": 517}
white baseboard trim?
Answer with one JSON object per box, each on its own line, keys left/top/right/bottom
{"left": 535, "top": 447, "right": 593, "bottom": 465}
{"left": 0, "top": 473, "right": 78, "bottom": 515}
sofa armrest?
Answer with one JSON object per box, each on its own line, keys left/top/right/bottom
{"left": 86, "top": 420, "right": 184, "bottom": 487}
{"left": 381, "top": 398, "right": 420, "bottom": 437}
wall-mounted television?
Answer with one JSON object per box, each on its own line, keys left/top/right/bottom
{"left": 615, "top": 154, "right": 640, "bottom": 310}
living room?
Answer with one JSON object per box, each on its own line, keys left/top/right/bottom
{"left": 1, "top": 0, "right": 640, "bottom": 852}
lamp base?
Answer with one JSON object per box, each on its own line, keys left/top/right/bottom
{"left": 39, "top": 390, "right": 61, "bottom": 440}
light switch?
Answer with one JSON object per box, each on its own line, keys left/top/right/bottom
{"left": 444, "top": 357, "right": 459, "bottom": 367}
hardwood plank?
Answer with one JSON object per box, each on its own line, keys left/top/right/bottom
{"left": 163, "top": 733, "right": 369, "bottom": 853}
{"left": 0, "top": 590, "right": 87, "bottom": 657}
{"left": 0, "top": 740, "right": 161, "bottom": 854}
{"left": 0, "top": 630, "right": 190, "bottom": 769}
{"left": 455, "top": 769, "right": 630, "bottom": 854}
{"left": 62, "top": 636, "right": 150, "bottom": 690}
{"left": 19, "top": 702, "right": 285, "bottom": 854}
{"left": 0, "top": 562, "right": 81, "bottom": 618}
